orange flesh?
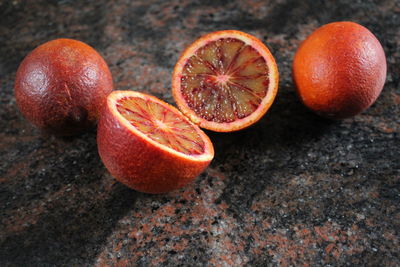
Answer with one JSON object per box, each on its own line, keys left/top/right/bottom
{"left": 180, "top": 38, "right": 270, "bottom": 123}
{"left": 116, "top": 96, "right": 205, "bottom": 155}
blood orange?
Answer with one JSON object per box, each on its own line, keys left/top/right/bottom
{"left": 97, "top": 91, "right": 214, "bottom": 194}
{"left": 292, "top": 21, "right": 387, "bottom": 119}
{"left": 172, "top": 30, "right": 279, "bottom": 132}
{"left": 15, "top": 38, "right": 113, "bottom": 135}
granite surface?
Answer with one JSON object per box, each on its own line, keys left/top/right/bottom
{"left": 1, "top": 0, "right": 399, "bottom": 266}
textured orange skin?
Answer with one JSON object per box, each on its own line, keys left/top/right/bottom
{"left": 97, "top": 92, "right": 214, "bottom": 194}
{"left": 15, "top": 38, "right": 113, "bottom": 135}
{"left": 293, "top": 22, "right": 387, "bottom": 119}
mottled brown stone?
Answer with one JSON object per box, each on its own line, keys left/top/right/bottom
{"left": 1, "top": 0, "right": 399, "bottom": 266}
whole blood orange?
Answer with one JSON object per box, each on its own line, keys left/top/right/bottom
{"left": 292, "top": 21, "right": 387, "bottom": 119}
{"left": 97, "top": 91, "right": 214, "bottom": 194}
{"left": 15, "top": 38, "right": 113, "bottom": 135}
{"left": 172, "top": 30, "right": 279, "bottom": 132}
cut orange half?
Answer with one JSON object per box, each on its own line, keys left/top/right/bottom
{"left": 172, "top": 30, "right": 279, "bottom": 132}
{"left": 97, "top": 91, "right": 214, "bottom": 194}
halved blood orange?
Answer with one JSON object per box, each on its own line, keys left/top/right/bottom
{"left": 172, "top": 30, "right": 279, "bottom": 132}
{"left": 97, "top": 91, "right": 214, "bottom": 194}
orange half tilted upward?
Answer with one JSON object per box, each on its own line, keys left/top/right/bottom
{"left": 172, "top": 30, "right": 279, "bottom": 132}
{"left": 97, "top": 91, "right": 214, "bottom": 194}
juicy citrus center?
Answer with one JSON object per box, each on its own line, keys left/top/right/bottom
{"left": 180, "top": 37, "right": 270, "bottom": 123}
{"left": 216, "top": 74, "right": 230, "bottom": 83}
{"left": 116, "top": 96, "right": 205, "bottom": 155}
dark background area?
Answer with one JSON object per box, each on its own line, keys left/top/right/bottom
{"left": 1, "top": 0, "right": 399, "bottom": 266}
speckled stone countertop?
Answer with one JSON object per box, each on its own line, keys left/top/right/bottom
{"left": 1, "top": 0, "right": 399, "bottom": 266}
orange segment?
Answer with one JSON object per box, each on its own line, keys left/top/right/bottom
{"left": 116, "top": 96, "right": 205, "bottom": 155}
{"left": 232, "top": 75, "right": 270, "bottom": 97}
{"left": 228, "top": 83, "right": 262, "bottom": 119}
{"left": 230, "top": 45, "right": 262, "bottom": 73}
{"left": 183, "top": 56, "right": 214, "bottom": 75}
{"left": 173, "top": 30, "right": 279, "bottom": 132}
{"left": 196, "top": 41, "right": 221, "bottom": 71}
{"left": 219, "top": 38, "right": 246, "bottom": 70}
